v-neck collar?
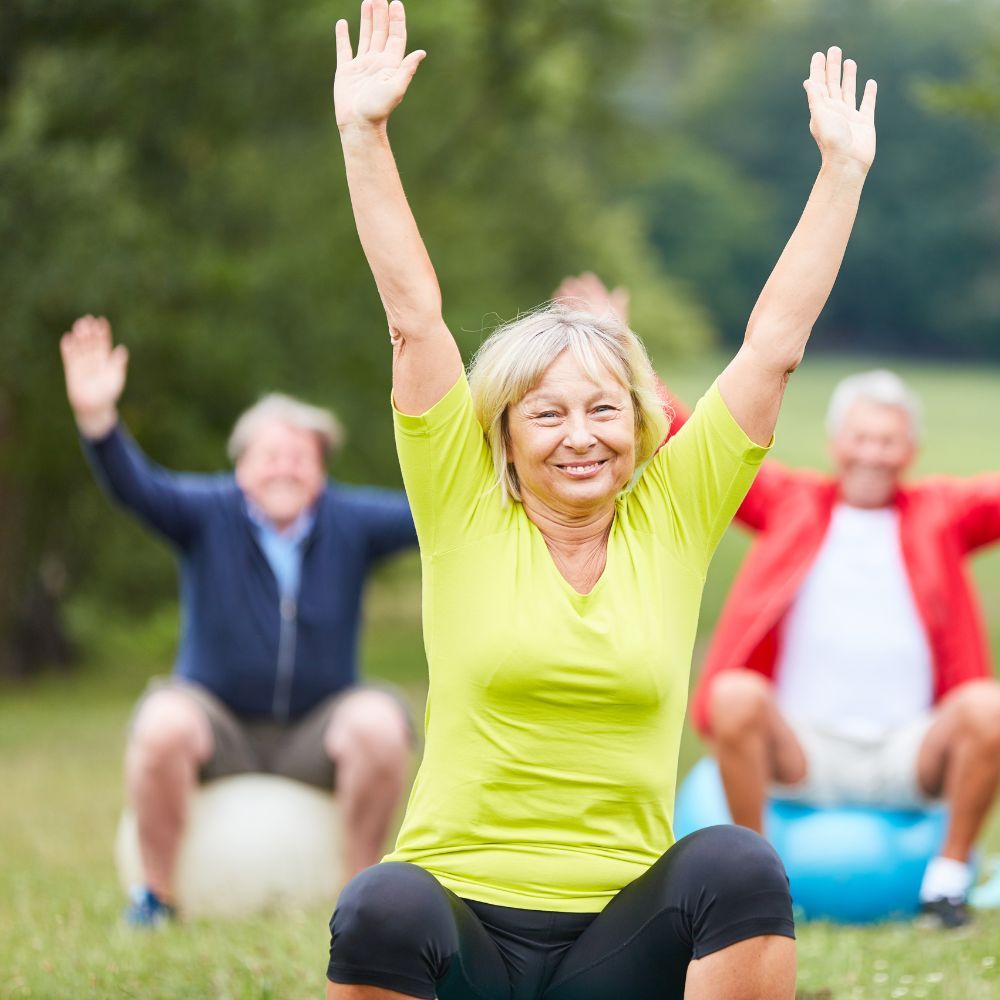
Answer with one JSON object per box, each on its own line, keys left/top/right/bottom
{"left": 525, "top": 506, "right": 618, "bottom": 601}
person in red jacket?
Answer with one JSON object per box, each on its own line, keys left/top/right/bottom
{"left": 556, "top": 273, "right": 1000, "bottom": 928}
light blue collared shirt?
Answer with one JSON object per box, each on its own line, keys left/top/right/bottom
{"left": 246, "top": 503, "right": 316, "bottom": 600}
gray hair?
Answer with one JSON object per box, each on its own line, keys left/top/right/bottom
{"left": 467, "top": 303, "right": 670, "bottom": 503}
{"left": 227, "top": 393, "right": 345, "bottom": 463}
{"left": 825, "top": 369, "right": 922, "bottom": 442}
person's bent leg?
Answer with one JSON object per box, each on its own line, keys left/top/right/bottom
{"left": 543, "top": 825, "right": 795, "bottom": 1000}
{"left": 918, "top": 679, "right": 1000, "bottom": 863}
{"left": 125, "top": 688, "right": 214, "bottom": 903}
{"left": 324, "top": 689, "right": 413, "bottom": 879}
{"left": 328, "top": 861, "right": 509, "bottom": 1000}
{"left": 916, "top": 679, "right": 1000, "bottom": 920}
{"left": 685, "top": 933, "right": 796, "bottom": 1000}
{"left": 709, "top": 671, "right": 806, "bottom": 832}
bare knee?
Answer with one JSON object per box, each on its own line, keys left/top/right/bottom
{"left": 951, "top": 681, "right": 1000, "bottom": 754}
{"left": 325, "top": 692, "right": 411, "bottom": 777}
{"left": 128, "top": 690, "right": 212, "bottom": 771}
{"left": 709, "top": 671, "right": 776, "bottom": 745}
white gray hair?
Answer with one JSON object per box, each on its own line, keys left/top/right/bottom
{"left": 825, "top": 369, "right": 922, "bottom": 442}
{"left": 227, "top": 393, "right": 345, "bottom": 463}
{"left": 467, "top": 303, "right": 670, "bottom": 503}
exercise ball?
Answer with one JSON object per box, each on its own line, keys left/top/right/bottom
{"left": 674, "top": 757, "right": 948, "bottom": 924}
{"left": 115, "top": 774, "right": 342, "bottom": 919}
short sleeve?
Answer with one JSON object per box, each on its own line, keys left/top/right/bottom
{"left": 632, "top": 381, "right": 770, "bottom": 574}
{"left": 393, "top": 374, "right": 508, "bottom": 554}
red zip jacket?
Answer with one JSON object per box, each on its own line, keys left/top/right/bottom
{"left": 689, "top": 461, "right": 1000, "bottom": 737}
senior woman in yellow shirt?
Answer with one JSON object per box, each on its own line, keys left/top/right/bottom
{"left": 328, "top": 2, "right": 877, "bottom": 997}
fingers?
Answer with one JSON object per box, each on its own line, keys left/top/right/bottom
{"left": 808, "top": 50, "right": 827, "bottom": 99}
{"left": 371, "top": 0, "right": 390, "bottom": 52}
{"left": 96, "top": 315, "right": 113, "bottom": 346}
{"left": 842, "top": 57, "right": 857, "bottom": 110}
{"left": 610, "top": 287, "right": 630, "bottom": 322}
{"left": 398, "top": 48, "right": 425, "bottom": 88}
{"left": 860, "top": 78, "right": 877, "bottom": 120}
{"left": 357, "top": 0, "right": 373, "bottom": 56}
{"left": 59, "top": 331, "right": 74, "bottom": 365}
{"left": 335, "top": 19, "right": 353, "bottom": 65}
{"left": 62, "top": 315, "right": 113, "bottom": 361}
{"left": 111, "top": 344, "right": 130, "bottom": 374}
{"left": 825, "top": 45, "right": 842, "bottom": 99}
{"left": 386, "top": 0, "right": 406, "bottom": 60}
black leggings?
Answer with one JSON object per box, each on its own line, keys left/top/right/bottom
{"left": 328, "top": 825, "right": 794, "bottom": 999}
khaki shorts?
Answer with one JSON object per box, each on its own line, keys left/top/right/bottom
{"left": 771, "top": 712, "right": 935, "bottom": 809}
{"left": 131, "top": 678, "right": 414, "bottom": 790}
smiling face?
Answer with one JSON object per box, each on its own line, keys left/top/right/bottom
{"left": 505, "top": 350, "right": 637, "bottom": 521}
{"left": 830, "top": 400, "right": 917, "bottom": 509}
{"left": 234, "top": 420, "right": 326, "bottom": 531}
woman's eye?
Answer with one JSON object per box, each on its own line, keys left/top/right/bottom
{"left": 594, "top": 405, "right": 617, "bottom": 415}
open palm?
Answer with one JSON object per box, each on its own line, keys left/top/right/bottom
{"left": 334, "top": 0, "right": 425, "bottom": 130}
{"left": 60, "top": 315, "right": 128, "bottom": 419}
{"left": 805, "top": 47, "right": 877, "bottom": 170}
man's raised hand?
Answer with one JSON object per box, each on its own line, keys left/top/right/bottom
{"left": 804, "top": 46, "right": 877, "bottom": 172}
{"left": 334, "top": 0, "right": 425, "bottom": 131}
{"left": 59, "top": 315, "right": 128, "bottom": 440}
{"left": 553, "top": 273, "right": 631, "bottom": 327}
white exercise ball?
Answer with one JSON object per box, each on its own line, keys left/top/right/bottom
{"left": 115, "top": 774, "right": 342, "bottom": 919}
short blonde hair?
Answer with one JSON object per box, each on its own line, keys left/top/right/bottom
{"left": 467, "top": 303, "right": 670, "bottom": 503}
{"left": 227, "top": 393, "right": 345, "bottom": 463}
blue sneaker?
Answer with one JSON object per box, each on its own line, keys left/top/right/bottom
{"left": 123, "top": 886, "right": 176, "bottom": 928}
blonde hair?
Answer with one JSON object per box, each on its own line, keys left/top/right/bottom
{"left": 227, "top": 393, "right": 345, "bottom": 463}
{"left": 467, "top": 303, "right": 670, "bottom": 503}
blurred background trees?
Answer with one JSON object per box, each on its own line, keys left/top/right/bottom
{"left": 1, "top": 0, "right": 996, "bottom": 677}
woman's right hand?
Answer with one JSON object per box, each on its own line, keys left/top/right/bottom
{"left": 59, "top": 315, "right": 128, "bottom": 439}
{"left": 334, "top": 0, "right": 425, "bottom": 133}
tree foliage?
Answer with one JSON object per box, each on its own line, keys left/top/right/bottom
{"left": 0, "top": 0, "right": 717, "bottom": 675}
{"left": 2, "top": 0, "right": 993, "bottom": 676}
{"left": 632, "top": 0, "right": 998, "bottom": 359}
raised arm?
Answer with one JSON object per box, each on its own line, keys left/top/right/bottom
{"left": 334, "top": 0, "right": 463, "bottom": 415}
{"left": 553, "top": 272, "right": 691, "bottom": 436}
{"left": 718, "top": 46, "right": 877, "bottom": 445}
{"left": 60, "top": 315, "right": 206, "bottom": 546}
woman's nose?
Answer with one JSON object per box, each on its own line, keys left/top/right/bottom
{"left": 563, "top": 416, "right": 597, "bottom": 450}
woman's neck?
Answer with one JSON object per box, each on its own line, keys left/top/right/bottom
{"left": 520, "top": 492, "right": 615, "bottom": 548}
{"left": 520, "top": 493, "right": 615, "bottom": 594}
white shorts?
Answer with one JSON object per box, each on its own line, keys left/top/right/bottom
{"left": 771, "top": 713, "right": 935, "bottom": 809}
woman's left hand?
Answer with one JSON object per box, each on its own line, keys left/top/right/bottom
{"left": 804, "top": 46, "right": 877, "bottom": 172}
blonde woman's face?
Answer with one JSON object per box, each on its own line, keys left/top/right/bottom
{"left": 507, "top": 350, "right": 636, "bottom": 518}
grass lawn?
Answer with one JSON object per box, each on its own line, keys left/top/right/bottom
{"left": 3, "top": 355, "right": 1000, "bottom": 998}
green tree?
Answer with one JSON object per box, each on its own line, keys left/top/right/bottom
{"left": 1, "top": 0, "right": 729, "bottom": 676}
{"left": 632, "top": 0, "right": 998, "bottom": 358}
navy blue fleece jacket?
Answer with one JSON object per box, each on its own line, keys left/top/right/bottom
{"left": 83, "top": 425, "right": 417, "bottom": 720}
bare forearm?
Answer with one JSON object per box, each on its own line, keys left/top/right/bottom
{"left": 339, "top": 124, "right": 444, "bottom": 339}
{"left": 745, "top": 159, "right": 866, "bottom": 372}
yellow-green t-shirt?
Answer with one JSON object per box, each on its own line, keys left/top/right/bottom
{"left": 385, "top": 374, "right": 768, "bottom": 912}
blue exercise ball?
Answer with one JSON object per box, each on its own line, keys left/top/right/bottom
{"left": 674, "top": 757, "right": 948, "bottom": 924}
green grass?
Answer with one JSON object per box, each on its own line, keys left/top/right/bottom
{"left": 4, "top": 356, "right": 1000, "bottom": 997}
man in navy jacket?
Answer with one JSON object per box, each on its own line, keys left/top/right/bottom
{"left": 60, "top": 314, "right": 418, "bottom": 925}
